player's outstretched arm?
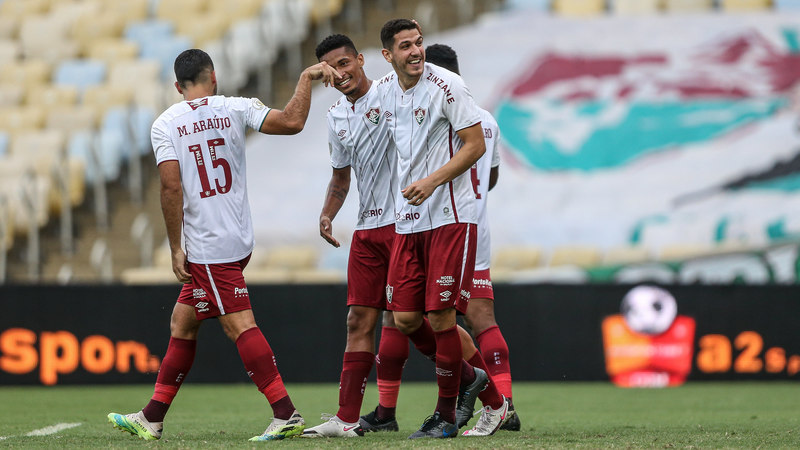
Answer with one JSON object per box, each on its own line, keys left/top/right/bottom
{"left": 159, "top": 160, "right": 191, "bottom": 283}
{"left": 319, "top": 167, "right": 351, "bottom": 248}
{"left": 259, "top": 62, "right": 341, "bottom": 135}
{"left": 402, "top": 122, "right": 485, "bottom": 205}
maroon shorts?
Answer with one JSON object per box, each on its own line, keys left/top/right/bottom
{"left": 471, "top": 268, "right": 494, "bottom": 300}
{"left": 177, "top": 254, "right": 252, "bottom": 320}
{"left": 347, "top": 225, "right": 395, "bottom": 308}
{"left": 386, "top": 223, "right": 476, "bottom": 314}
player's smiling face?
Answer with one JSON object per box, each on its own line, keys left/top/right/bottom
{"left": 384, "top": 28, "right": 424, "bottom": 87}
{"left": 320, "top": 47, "right": 369, "bottom": 101}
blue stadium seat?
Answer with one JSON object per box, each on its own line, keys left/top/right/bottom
{"left": 139, "top": 35, "right": 193, "bottom": 80}
{"left": 54, "top": 59, "right": 106, "bottom": 94}
{"left": 504, "top": 0, "right": 551, "bottom": 11}
{"left": 0, "top": 131, "right": 8, "bottom": 157}
{"left": 774, "top": 0, "right": 800, "bottom": 10}
{"left": 68, "top": 129, "right": 123, "bottom": 183}
{"left": 124, "top": 20, "right": 174, "bottom": 48}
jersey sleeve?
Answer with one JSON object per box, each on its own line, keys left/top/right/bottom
{"left": 443, "top": 73, "right": 481, "bottom": 132}
{"left": 327, "top": 114, "right": 351, "bottom": 169}
{"left": 151, "top": 116, "right": 177, "bottom": 164}
{"left": 244, "top": 97, "right": 271, "bottom": 131}
{"left": 489, "top": 121, "right": 501, "bottom": 168}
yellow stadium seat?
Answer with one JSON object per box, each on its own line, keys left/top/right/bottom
{"left": 0, "top": 106, "right": 46, "bottom": 134}
{"left": 26, "top": 85, "right": 80, "bottom": 108}
{"left": 663, "top": 0, "right": 714, "bottom": 12}
{"left": 100, "top": 0, "right": 149, "bottom": 24}
{"left": 206, "top": 0, "right": 262, "bottom": 23}
{"left": 9, "top": 130, "right": 65, "bottom": 158}
{"left": 720, "top": 0, "right": 771, "bottom": 11}
{"left": 174, "top": 13, "right": 231, "bottom": 47}
{"left": 0, "top": 39, "right": 20, "bottom": 65}
{"left": 552, "top": 0, "right": 606, "bottom": 15}
{"left": 82, "top": 85, "right": 135, "bottom": 115}
{"left": 263, "top": 245, "right": 319, "bottom": 270}
{"left": 548, "top": 245, "right": 602, "bottom": 268}
{"left": 156, "top": 0, "right": 210, "bottom": 22}
{"left": 658, "top": 243, "right": 713, "bottom": 261}
{"left": 0, "top": 0, "right": 50, "bottom": 19}
{"left": 50, "top": 0, "right": 103, "bottom": 22}
{"left": 108, "top": 60, "right": 162, "bottom": 85}
{"left": 19, "top": 13, "right": 81, "bottom": 64}
{"left": 45, "top": 105, "right": 100, "bottom": 134}
{"left": 0, "top": 60, "right": 51, "bottom": 89}
{"left": 0, "top": 17, "right": 19, "bottom": 39}
{"left": 86, "top": 39, "right": 140, "bottom": 63}
{"left": 610, "top": 0, "right": 661, "bottom": 14}
{"left": 492, "top": 246, "right": 542, "bottom": 270}
{"left": 0, "top": 83, "right": 25, "bottom": 107}
{"left": 310, "top": 0, "right": 345, "bottom": 24}
{"left": 602, "top": 245, "right": 651, "bottom": 265}
{"left": 0, "top": 191, "right": 15, "bottom": 250}
{"left": 71, "top": 12, "right": 125, "bottom": 54}
{"left": 0, "top": 156, "right": 51, "bottom": 234}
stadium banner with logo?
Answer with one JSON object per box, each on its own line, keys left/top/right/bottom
{"left": 2, "top": 284, "right": 800, "bottom": 385}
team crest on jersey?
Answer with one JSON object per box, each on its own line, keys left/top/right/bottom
{"left": 365, "top": 107, "right": 380, "bottom": 124}
{"left": 414, "top": 107, "right": 426, "bottom": 125}
{"left": 187, "top": 98, "right": 208, "bottom": 110}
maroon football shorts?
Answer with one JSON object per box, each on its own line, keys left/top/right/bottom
{"left": 177, "top": 254, "right": 252, "bottom": 320}
{"left": 471, "top": 268, "right": 494, "bottom": 300}
{"left": 346, "top": 224, "right": 395, "bottom": 308}
{"left": 386, "top": 223, "right": 476, "bottom": 314}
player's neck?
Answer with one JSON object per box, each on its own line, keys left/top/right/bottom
{"left": 183, "top": 84, "right": 216, "bottom": 101}
{"left": 346, "top": 79, "right": 373, "bottom": 104}
{"left": 397, "top": 73, "right": 420, "bottom": 92}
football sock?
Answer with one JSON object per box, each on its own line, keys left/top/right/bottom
{"left": 235, "top": 327, "right": 294, "bottom": 420}
{"left": 476, "top": 325, "right": 513, "bottom": 401}
{"left": 376, "top": 326, "right": 408, "bottom": 419}
{"left": 460, "top": 359, "right": 477, "bottom": 388}
{"left": 468, "top": 352, "right": 505, "bottom": 410}
{"left": 336, "top": 351, "right": 374, "bottom": 423}
{"left": 143, "top": 337, "right": 196, "bottom": 422}
{"left": 407, "top": 318, "right": 437, "bottom": 361}
{"left": 433, "top": 326, "right": 461, "bottom": 424}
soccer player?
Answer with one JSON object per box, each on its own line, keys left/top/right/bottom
{"left": 425, "top": 43, "right": 521, "bottom": 431}
{"left": 376, "top": 19, "right": 509, "bottom": 438}
{"left": 107, "top": 48, "right": 340, "bottom": 442}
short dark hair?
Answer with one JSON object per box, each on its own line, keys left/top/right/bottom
{"left": 380, "top": 18, "right": 418, "bottom": 50}
{"left": 425, "top": 44, "right": 459, "bottom": 75}
{"left": 315, "top": 34, "right": 358, "bottom": 61}
{"left": 174, "top": 49, "right": 214, "bottom": 88}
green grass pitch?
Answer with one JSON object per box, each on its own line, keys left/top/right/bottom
{"left": 0, "top": 381, "right": 798, "bottom": 448}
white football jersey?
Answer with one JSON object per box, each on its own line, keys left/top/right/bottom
{"left": 327, "top": 81, "right": 395, "bottom": 230}
{"left": 151, "top": 95, "right": 270, "bottom": 264}
{"left": 473, "top": 108, "right": 501, "bottom": 271}
{"left": 378, "top": 63, "right": 481, "bottom": 234}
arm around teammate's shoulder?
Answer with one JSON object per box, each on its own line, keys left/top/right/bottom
{"left": 259, "top": 61, "right": 341, "bottom": 135}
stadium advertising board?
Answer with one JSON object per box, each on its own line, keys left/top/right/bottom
{"left": 1, "top": 284, "right": 799, "bottom": 385}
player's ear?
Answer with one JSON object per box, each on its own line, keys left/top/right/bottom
{"left": 210, "top": 70, "right": 217, "bottom": 86}
{"left": 381, "top": 48, "right": 392, "bottom": 64}
{"left": 174, "top": 81, "right": 182, "bottom": 95}
{"left": 357, "top": 53, "right": 364, "bottom": 68}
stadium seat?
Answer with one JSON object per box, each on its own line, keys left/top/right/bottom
{"left": 503, "top": 0, "right": 552, "bottom": 11}
{"left": 602, "top": 245, "right": 652, "bottom": 265}
{"left": 101, "top": 0, "right": 150, "bottom": 24}
{"left": 774, "top": 0, "right": 800, "bottom": 10}
{"left": 0, "top": 39, "right": 20, "bottom": 65}
{"left": 87, "top": 39, "right": 140, "bottom": 63}
{"left": 0, "top": 106, "right": 46, "bottom": 134}
{"left": 663, "top": 0, "right": 714, "bottom": 12}
{"left": 108, "top": 60, "right": 161, "bottom": 85}
{"left": 18, "top": 15, "right": 74, "bottom": 60}
{"left": 0, "top": 156, "right": 51, "bottom": 234}
{"left": 173, "top": 12, "right": 231, "bottom": 47}
{"left": 50, "top": 0, "right": 103, "bottom": 23}
{"left": 139, "top": 35, "right": 193, "bottom": 80}
{"left": 71, "top": 13, "right": 126, "bottom": 55}
{"left": 720, "top": 0, "right": 772, "bottom": 11}
{"left": 46, "top": 105, "right": 99, "bottom": 134}
{"left": 658, "top": 243, "right": 713, "bottom": 261}
{"left": 26, "top": 85, "right": 80, "bottom": 108}
{"left": 54, "top": 60, "right": 106, "bottom": 94}
{"left": 0, "top": 0, "right": 50, "bottom": 19}
{"left": 548, "top": 245, "right": 602, "bottom": 268}
{"left": 0, "top": 83, "right": 25, "bottom": 107}
{"left": 120, "top": 267, "right": 181, "bottom": 285}
{"left": 0, "top": 60, "right": 52, "bottom": 89}
{"left": 610, "top": 0, "right": 660, "bottom": 14}
{"left": 67, "top": 129, "right": 123, "bottom": 184}
{"left": 0, "top": 17, "right": 19, "bottom": 39}
{"left": 83, "top": 85, "right": 135, "bottom": 115}
{"left": 242, "top": 267, "right": 293, "bottom": 284}
{"left": 206, "top": 0, "right": 262, "bottom": 23}
{"left": 124, "top": 20, "right": 175, "bottom": 49}
{"left": 263, "top": 245, "right": 319, "bottom": 270}
{"left": 156, "top": 0, "right": 210, "bottom": 22}
{"left": 552, "top": 0, "right": 606, "bottom": 15}
{"left": 291, "top": 268, "right": 346, "bottom": 284}
{"left": 492, "top": 246, "right": 542, "bottom": 270}
{"left": 0, "top": 132, "right": 8, "bottom": 157}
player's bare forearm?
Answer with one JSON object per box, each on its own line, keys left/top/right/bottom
{"left": 159, "top": 161, "right": 191, "bottom": 282}
{"left": 260, "top": 62, "right": 341, "bottom": 135}
{"left": 402, "top": 123, "right": 485, "bottom": 204}
{"left": 319, "top": 168, "right": 350, "bottom": 247}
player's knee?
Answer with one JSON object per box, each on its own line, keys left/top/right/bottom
{"left": 346, "top": 307, "right": 379, "bottom": 338}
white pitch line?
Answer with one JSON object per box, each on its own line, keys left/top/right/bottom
{"left": 25, "top": 422, "right": 82, "bottom": 436}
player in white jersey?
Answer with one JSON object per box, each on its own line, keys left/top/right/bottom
{"left": 377, "top": 19, "right": 508, "bottom": 439}
{"left": 300, "top": 34, "right": 395, "bottom": 438}
{"left": 425, "top": 43, "right": 520, "bottom": 432}
{"left": 107, "top": 49, "right": 340, "bottom": 443}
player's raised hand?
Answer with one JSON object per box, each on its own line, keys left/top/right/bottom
{"left": 171, "top": 248, "right": 192, "bottom": 283}
{"left": 319, "top": 215, "right": 340, "bottom": 247}
{"left": 304, "top": 61, "right": 342, "bottom": 87}
{"left": 402, "top": 177, "right": 437, "bottom": 206}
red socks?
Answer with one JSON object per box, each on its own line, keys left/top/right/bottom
{"left": 143, "top": 337, "right": 196, "bottom": 422}
{"left": 468, "top": 352, "right": 505, "bottom": 410}
{"left": 407, "top": 318, "right": 437, "bottom": 361}
{"left": 236, "top": 327, "right": 295, "bottom": 420}
{"left": 376, "top": 326, "right": 408, "bottom": 419}
{"left": 336, "top": 351, "right": 374, "bottom": 423}
{"left": 476, "top": 325, "right": 513, "bottom": 401}
{"left": 433, "top": 326, "right": 461, "bottom": 424}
